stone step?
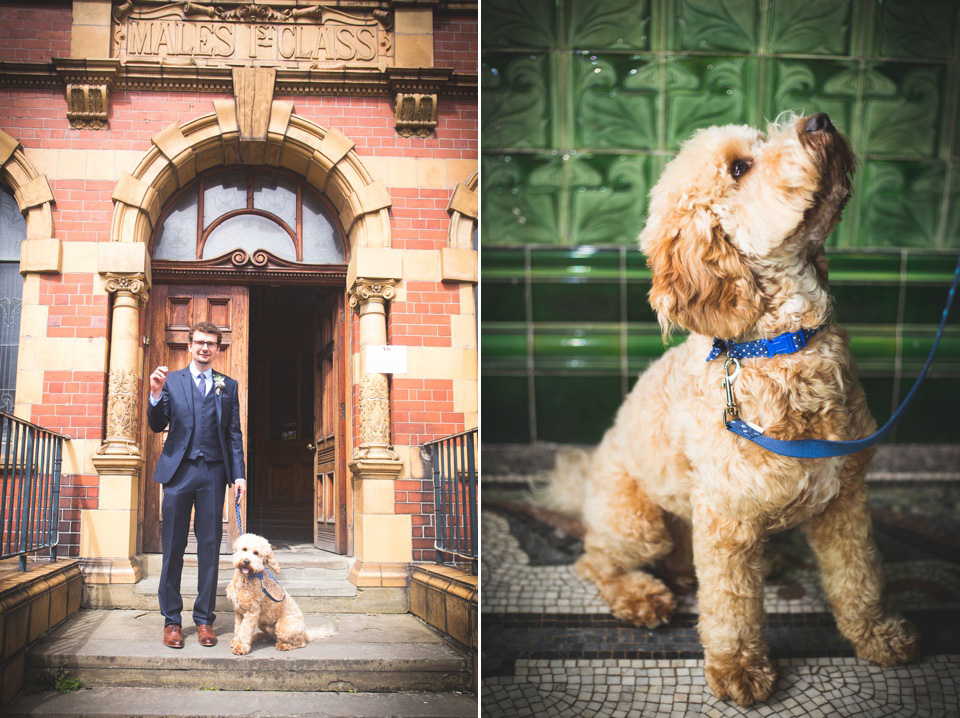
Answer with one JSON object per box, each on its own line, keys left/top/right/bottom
{"left": 133, "top": 576, "right": 358, "bottom": 598}
{"left": 83, "top": 581, "right": 408, "bottom": 615}
{"left": 24, "top": 610, "right": 471, "bottom": 694}
{"left": 140, "top": 551, "right": 352, "bottom": 579}
{"left": 6, "top": 687, "right": 477, "bottom": 717}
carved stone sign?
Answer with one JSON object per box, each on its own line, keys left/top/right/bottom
{"left": 113, "top": 2, "right": 393, "bottom": 70}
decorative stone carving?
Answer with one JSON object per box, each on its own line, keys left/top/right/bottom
{"left": 348, "top": 278, "right": 396, "bottom": 308}
{"left": 395, "top": 93, "right": 437, "bottom": 138}
{"left": 358, "top": 374, "right": 391, "bottom": 446}
{"left": 105, "top": 369, "right": 139, "bottom": 440}
{"left": 66, "top": 84, "right": 109, "bottom": 130}
{"left": 103, "top": 272, "right": 150, "bottom": 303}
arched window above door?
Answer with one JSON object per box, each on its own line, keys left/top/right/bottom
{"left": 153, "top": 170, "right": 345, "bottom": 268}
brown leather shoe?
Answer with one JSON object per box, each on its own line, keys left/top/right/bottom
{"left": 163, "top": 624, "right": 184, "bottom": 649}
{"left": 197, "top": 623, "right": 217, "bottom": 647}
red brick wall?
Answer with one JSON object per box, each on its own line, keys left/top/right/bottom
{"left": 435, "top": 13, "right": 478, "bottom": 75}
{"left": 0, "top": 1, "right": 71, "bottom": 64}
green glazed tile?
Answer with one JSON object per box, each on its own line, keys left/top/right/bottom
{"left": 873, "top": 0, "right": 957, "bottom": 60}
{"left": 826, "top": 252, "right": 903, "bottom": 282}
{"left": 481, "top": 54, "right": 553, "bottom": 151}
{"left": 482, "top": 376, "right": 531, "bottom": 444}
{"left": 891, "top": 378, "right": 960, "bottom": 443}
{"left": 625, "top": 250, "right": 653, "bottom": 280}
{"left": 530, "top": 247, "right": 622, "bottom": 280}
{"left": 567, "top": 0, "right": 651, "bottom": 51}
{"left": 481, "top": 281, "right": 527, "bottom": 323}
{"left": 861, "top": 64, "right": 945, "bottom": 157}
{"left": 905, "top": 252, "right": 960, "bottom": 282}
{"left": 857, "top": 377, "right": 896, "bottom": 436}
{"left": 532, "top": 283, "right": 621, "bottom": 322}
{"left": 764, "top": 60, "right": 858, "bottom": 137}
{"left": 767, "top": 0, "right": 852, "bottom": 55}
{"left": 480, "top": 328, "right": 528, "bottom": 371}
{"left": 900, "top": 329, "right": 960, "bottom": 368}
{"left": 533, "top": 326, "right": 622, "bottom": 370}
{"left": 481, "top": 249, "right": 527, "bottom": 276}
{"left": 665, "top": 56, "right": 758, "bottom": 149}
{"left": 945, "top": 166, "right": 960, "bottom": 247}
{"left": 849, "top": 330, "right": 899, "bottom": 372}
{"left": 673, "top": 0, "right": 758, "bottom": 53}
{"left": 481, "top": 0, "right": 558, "bottom": 49}
{"left": 568, "top": 155, "right": 653, "bottom": 245}
{"left": 625, "top": 281, "right": 658, "bottom": 323}
{"left": 903, "top": 283, "right": 959, "bottom": 326}
{"left": 858, "top": 161, "right": 946, "bottom": 249}
{"left": 481, "top": 154, "right": 564, "bottom": 245}
{"left": 535, "top": 375, "right": 623, "bottom": 442}
{"left": 573, "top": 54, "right": 659, "bottom": 151}
{"left": 832, "top": 284, "right": 901, "bottom": 325}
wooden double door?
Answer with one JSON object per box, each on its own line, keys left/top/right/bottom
{"left": 141, "top": 283, "right": 348, "bottom": 554}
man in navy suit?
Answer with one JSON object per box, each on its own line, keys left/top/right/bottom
{"left": 148, "top": 321, "right": 246, "bottom": 649}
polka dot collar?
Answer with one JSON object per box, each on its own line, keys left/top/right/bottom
{"left": 706, "top": 327, "right": 823, "bottom": 362}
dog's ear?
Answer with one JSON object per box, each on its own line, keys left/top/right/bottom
{"left": 265, "top": 553, "right": 281, "bottom": 574}
{"left": 641, "top": 206, "right": 764, "bottom": 339}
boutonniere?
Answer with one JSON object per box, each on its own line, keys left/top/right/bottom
{"left": 213, "top": 372, "right": 226, "bottom": 396}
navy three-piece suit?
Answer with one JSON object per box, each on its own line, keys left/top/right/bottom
{"left": 147, "top": 366, "right": 245, "bottom": 628}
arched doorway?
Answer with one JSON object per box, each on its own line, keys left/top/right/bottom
{"left": 142, "top": 167, "right": 349, "bottom": 555}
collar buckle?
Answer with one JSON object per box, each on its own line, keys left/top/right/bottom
{"left": 764, "top": 330, "right": 805, "bottom": 357}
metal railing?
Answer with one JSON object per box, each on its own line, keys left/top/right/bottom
{"left": 424, "top": 428, "right": 478, "bottom": 575}
{"left": 0, "top": 412, "right": 65, "bottom": 571}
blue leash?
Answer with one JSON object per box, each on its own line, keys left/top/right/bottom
{"left": 722, "top": 253, "right": 960, "bottom": 459}
{"left": 235, "top": 494, "right": 285, "bottom": 603}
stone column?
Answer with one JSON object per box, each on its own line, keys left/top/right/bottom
{"left": 347, "top": 277, "right": 408, "bottom": 589}
{"left": 88, "top": 271, "right": 150, "bottom": 585}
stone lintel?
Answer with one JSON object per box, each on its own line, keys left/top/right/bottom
{"left": 15, "top": 175, "right": 55, "bottom": 210}
{"left": 440, "top": 248, "right": 477, "bottom": 283}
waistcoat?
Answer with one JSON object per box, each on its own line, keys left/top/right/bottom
{"left": 186, "top": 377, "right": 223, "bottom": 461}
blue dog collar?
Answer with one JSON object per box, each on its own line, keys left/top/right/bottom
{"left": 707, "top": 326, "right": 822, "bottom": 362}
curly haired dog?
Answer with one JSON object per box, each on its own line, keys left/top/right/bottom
{"left": 544, "top": 113, "right": 919, "bottom": 706}
{"left": 226, "top": 533, "right": 335, "bottom": 654}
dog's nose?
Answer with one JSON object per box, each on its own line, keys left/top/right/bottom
{"left": 805, "top": 113, "right": 834, "bottom": 133}
{"left": 242, "top": 558, "right": 250, "bottom": 566}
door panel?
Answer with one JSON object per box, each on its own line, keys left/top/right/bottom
{"left": 314, "top": 293, "right": 347, "bottom": 553}
{"left": 142, "top": 284, "right": 249, "bottom": 554}
{"left": 249, "top": 288, "right": 315, "bottom": 542}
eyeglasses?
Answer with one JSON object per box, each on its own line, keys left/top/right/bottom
{"left": 191, "top": 341, "right": 219, "bottom": 348}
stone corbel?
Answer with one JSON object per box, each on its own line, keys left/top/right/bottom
{"left": 53, "top": 59, "right": 119, "bottom": 130}
{"left": 394, "top": 93, "right": 437, "bottom": 138}
{"left": 386, "top": 67, "right": 452, "bottom": 139}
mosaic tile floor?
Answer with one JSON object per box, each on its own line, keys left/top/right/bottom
{"left": 481, "top": 446, "right": 960, "bottom": 717}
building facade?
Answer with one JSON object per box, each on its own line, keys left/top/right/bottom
{"left": 0, "top": 0, "right": 477, "bottom": 594}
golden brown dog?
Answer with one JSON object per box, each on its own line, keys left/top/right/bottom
{"left": 226, "top": 533, "right": 335, "bottom": 654}
{"left": 544, "top": 113, "right": 918, "bottom": 706}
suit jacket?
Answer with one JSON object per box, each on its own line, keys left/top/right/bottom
{"left": 147, "top": 367, "right": 245, "bottom": 486}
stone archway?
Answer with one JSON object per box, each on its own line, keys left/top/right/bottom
{"left": 91, "top": 102, "right": 402, "bottom": 580}
{"left": 0, "top": 130, "right": 58, "bottom": 422}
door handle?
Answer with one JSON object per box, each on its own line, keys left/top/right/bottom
{"left": 307, "top": 443, "right": 315, "bottom": 451}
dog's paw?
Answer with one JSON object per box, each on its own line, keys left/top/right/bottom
{"left": 607, "top": 574, "right": 676, "bottom": 628}
{"left": 853, "top": 615, "right": 920, "bottom": 666}
{"left": 705, "top": 654, "right": 776, "bottom": 707}
{"left": 230, "top": 638, "right": 250, "bottom": 655}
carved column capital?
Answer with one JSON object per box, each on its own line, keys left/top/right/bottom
{"left": 348, "top": 277, "right": 396, "bottom": 308}
{"left": 103, "top": 272, "right": 150, "bottom": 303}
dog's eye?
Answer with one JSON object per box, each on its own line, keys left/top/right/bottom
{"left": 730, "top": 159, "right": 751, "bottom": 179}
{"left": 253, "top": 551, "right": 259, "bottom": 556}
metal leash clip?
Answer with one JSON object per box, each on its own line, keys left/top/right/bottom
{"left": 721, "top": 356, "right": 741, "bottom": 426}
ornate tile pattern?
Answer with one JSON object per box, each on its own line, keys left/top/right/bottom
{"left": 481, "top": 450, "right": 960, "bottom": 717}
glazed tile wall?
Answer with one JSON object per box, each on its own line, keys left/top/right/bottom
{"left": 481, "top": 0, "right": 960, "bottom": 444}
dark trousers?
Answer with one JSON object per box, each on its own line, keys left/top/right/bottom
{"left": 158, "top": 457, "right": 227, "bottom": 627}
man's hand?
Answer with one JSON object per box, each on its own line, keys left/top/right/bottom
{"left": 149, "top": 366, "right": 168, "bottom": 400}
{"left": 235, "top": 481, "right": 247, "bottom": 499}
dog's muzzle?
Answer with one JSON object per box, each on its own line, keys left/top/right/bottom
{"left": 240, "top": 558, "right": 252, "bottom": 577}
